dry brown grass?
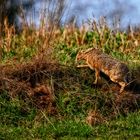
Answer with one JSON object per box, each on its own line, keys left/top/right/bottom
{"left": 0, "top": 59, "right": 60, "bottom": 114}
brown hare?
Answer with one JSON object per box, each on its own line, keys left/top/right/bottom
{"left": 76, "top": 48, "right": 132, "bottom": 93}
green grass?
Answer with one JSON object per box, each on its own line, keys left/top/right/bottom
{"left": 0, "top": 96, "right": 140, "bottom": 140}
{"left": 0, "top": 86, "right": 140, "bottom": 139}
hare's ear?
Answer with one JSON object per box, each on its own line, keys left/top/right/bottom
{"left": 92, "top": 45, "right": 99, "bottom": 50}
{"left": 77, "top": 48, "right": 84, "bottom": 54}
{"left": 78, "top": 47, "right": 83, "bottom": 52}
{"left": 94, "top": 46, "right": 98, "bottom": 49}
{"left": 84, "top": 47, "right": 94, "bottom": 53}
{"left": 93, "top": 46, "right": 102, "bottom": 52}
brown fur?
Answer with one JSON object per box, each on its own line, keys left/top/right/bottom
{"left": 76, "top": 48, "right": 132, "bottom": 93}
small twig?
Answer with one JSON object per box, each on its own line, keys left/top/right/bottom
{"left": 40, "top": 110, "right": 57, "bottom": 130}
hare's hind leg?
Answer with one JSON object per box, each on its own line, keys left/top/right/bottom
{"left": 94, "top": 68, "right": 100, "bottom": 84}
{"left": 110, "top": 76, "right": 126, "bottom": 93}
{"left": 119, "top": 82, "right": 126, "bottom": 93}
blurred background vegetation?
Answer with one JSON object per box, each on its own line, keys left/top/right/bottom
{"left": 0, "top": 0, "right": 138, "bottom": 31}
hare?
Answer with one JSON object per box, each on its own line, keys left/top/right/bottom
{"left": 76, "top": 48, "right": 132, "bottom": 93}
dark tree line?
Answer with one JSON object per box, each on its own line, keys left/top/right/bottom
{"left": 0, "top": 0, "right": 69, "bottom": 31}
{"left": 0, "top": 0, "right": 34, "bottom": 30}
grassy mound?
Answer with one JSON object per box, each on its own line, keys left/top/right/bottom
{"left": 0, "top": 19, "right": 140, "bottom": 139}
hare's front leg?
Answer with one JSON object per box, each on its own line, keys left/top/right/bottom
{"left": 77, "top": 64, "right": 89, "bottom": 68}
{"left": 93, "top": 68, "right": 101, "bottom": 84}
